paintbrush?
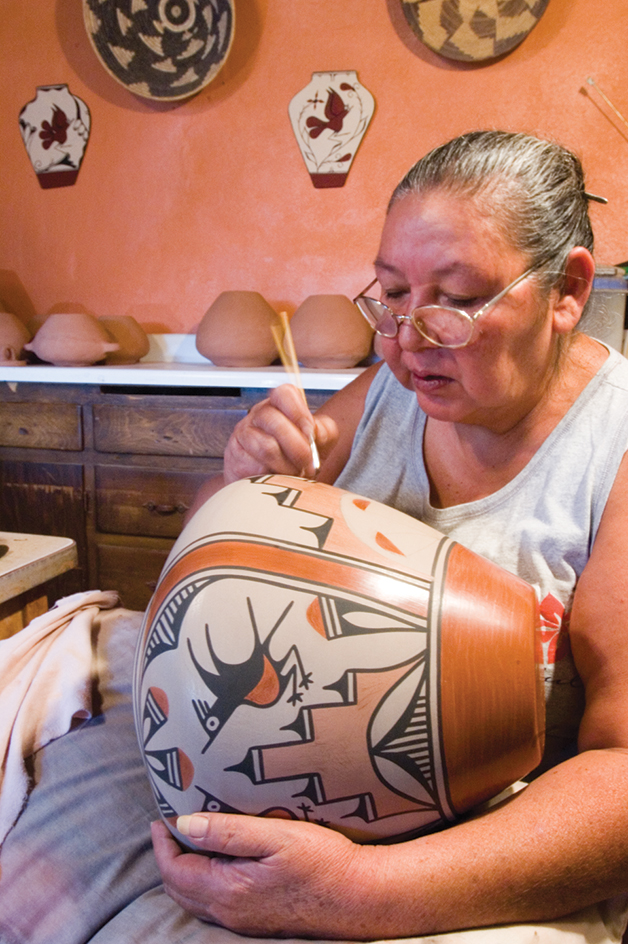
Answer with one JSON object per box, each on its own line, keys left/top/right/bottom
{"left": 271, "top": 312, "right": 321, "bottom": 473}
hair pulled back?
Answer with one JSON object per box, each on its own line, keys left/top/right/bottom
{"left": 390, "top": 131, "right": 595, "bottom": 282}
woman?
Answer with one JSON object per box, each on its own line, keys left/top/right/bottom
{"left": 152, "top": 132, "right": 628, "bottom": 939}
{"left": 2, "top": 131, "right": 628, "bottom": 944}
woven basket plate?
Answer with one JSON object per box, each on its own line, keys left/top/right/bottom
{"left": 83, "top": 0, "right": 235, "bottom": 101}
{"left": 402, "top": 0, "right": 550, "bottom": 62}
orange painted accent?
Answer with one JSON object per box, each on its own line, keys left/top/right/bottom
{"left": 143, "top": 539, "right": 429, "bottom": 644}
{"left": 306, "top": 597, "right": 327, "bottom": 637}
{"left": 439, "top": 543, "right": 544, "bottom": 814}
{"left": 150, "top": 687, "right": 169, "bottom": 715}
{"left": 179, "top": 749, "right": 195, "bottom": 792}
{"left": 260, "top": 807, "right": 298, "bottom": 820}
{"left": 0, "top": 2, "right": 623, "bottom": 330}
{"left": 353, "top": 499, "right": 370, "bottom": 511}
{"left": 375, "top": 531, "right": 404, "bottom": 555}
{"left": 244, "top": 654, "right": 281, "bottom": 705}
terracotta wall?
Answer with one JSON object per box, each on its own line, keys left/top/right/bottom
{"left": 2, "top": 0, "right": 628, "bottom": 333}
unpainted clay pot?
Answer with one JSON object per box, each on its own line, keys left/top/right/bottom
{"left": 24, "top": 312, "right": 119, "bottom": 366}
{"left": 99, "top": 315, "right": 150, "bottom": 364}
{"left": 134, "top": 474, "right": 544, "bottom": 848}
{"left": 290, "top": 294, "right": 374, "bottom": 368}
{"left": 195, "top": 291, "right": 278, "bottom": 367}
{"left": 0, "top": 311, "right": 31, "bottom": 365}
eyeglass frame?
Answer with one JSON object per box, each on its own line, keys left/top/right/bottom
{"left": 352, "top": 261, "right": 552, "bottom": 349}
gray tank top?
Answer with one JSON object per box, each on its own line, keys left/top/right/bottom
{"left": 335, "top": 347, "right": 628, "bottom": 772}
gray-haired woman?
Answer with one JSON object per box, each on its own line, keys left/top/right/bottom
{"left": 160, "top": 131, "right": 628, "bottom": 940}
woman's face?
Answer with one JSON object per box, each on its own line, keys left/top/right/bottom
{"left": 374, "top": 190, "right": 562, "bottom": 434}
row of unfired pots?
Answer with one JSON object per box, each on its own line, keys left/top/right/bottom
{"left": 0, "top": 292, "right": 374, "bottom": 369}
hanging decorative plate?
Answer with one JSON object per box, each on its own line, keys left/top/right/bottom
{"left": 82, "top": 0, "right": 235, "bottom": 101}
{"left": 401, "top": 0, "right": 550, "bottom": 62}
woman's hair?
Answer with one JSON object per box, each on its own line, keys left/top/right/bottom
{"left": 389, "top": 131, "right": 595, "bottom": 285}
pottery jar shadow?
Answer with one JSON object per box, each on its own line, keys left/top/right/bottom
{"left": 290, "top": 294, "right": 374, "bottom": 369}
{"left": 195, "top": 291, "right": 278, "bottom": 367}
{"left": 99, "top": 315, "right": 150, "bottom": 364}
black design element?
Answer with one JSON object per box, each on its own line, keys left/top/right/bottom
{"left": 145, "top": 746, "right": 190, "bottom": 790}
{"left": 195, "top": 785, "right": 241, "bottom": 814}
{"left": 317, "top": 595, "right": 419, "bottom": 640}
{"left": 142, "top": 687, "right": 168, "bottom": 745}
{"left": 188, "top": 597, "right": 312, "bottom": 751}
{"left": 143, "top": 577, "right": 211, "bottom": 672}
{"left": 371, "top": 656, "right": 435, "bottom": 794}
{"left": 151, "top": 782, "right": 178, "bottom": 819}
{"left": 263, "top": 487, "right": 302, "bottom": 508}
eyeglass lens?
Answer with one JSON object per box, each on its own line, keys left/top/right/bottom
{"left": 356, "top": 297, "right": 473, "bottom": 346}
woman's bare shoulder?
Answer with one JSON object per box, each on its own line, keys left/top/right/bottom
{"left": 315, "top": 362, "right": 383, "bottom": 483}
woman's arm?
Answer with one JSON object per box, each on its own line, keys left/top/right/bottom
{"left": 155, "top": 452, "right": 628, "bottom": 939}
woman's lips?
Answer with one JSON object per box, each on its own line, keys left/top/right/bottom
{"left": 411, "top": 370, "right": 454, "bottom": 392}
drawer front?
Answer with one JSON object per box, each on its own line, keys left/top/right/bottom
{"left": 96, "top": 542, "right": 171, "bottom": 611}
{"left": 95, "top": 465, "right": 215, "bottom": 537}
{"left": 93, "top": 405, "right": 244, "bottom": 456}
{"left": 0, "top": 402, "right": 82, "bottom": 450}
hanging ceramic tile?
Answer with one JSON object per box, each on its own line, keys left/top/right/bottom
{"left": 289, "top": 71, "right": 375, "bottom": 189}
{"left": 82, "top": 0, "right": 235, "bottom": 101}
{"left": 18, "top": 85, "right": 91, "bottom": 189}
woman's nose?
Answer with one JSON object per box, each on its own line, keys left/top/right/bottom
{"left": 396, "top": 316, "right": 432, "bottom": 351}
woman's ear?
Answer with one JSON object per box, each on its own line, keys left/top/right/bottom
{"left": 552, "top": 247, "right": 595, "bottom": 335}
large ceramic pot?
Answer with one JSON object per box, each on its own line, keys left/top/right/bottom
{"left": 99, "top": 315, "right": 150, "bottom": 364}
{"left": 291, "top": 294, "right": 374, "bottom": 368}
{"left": 24, "top": 312, "right": 119, "bottom": 366}
{"left": 195, "top": 292, "right": 278, "bottom": 367}
{"left": 133, "top": 475, "right": 544, "bottom": 846}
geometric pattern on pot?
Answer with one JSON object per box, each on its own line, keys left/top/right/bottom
{"left": 133, "top": 475, "right": 543, "bottom": 845}
{"left": 401, "top": 0, "right": 550, "bottom": 62}
{"left": 82, "top": 0, "right": 235, "bottom": 101}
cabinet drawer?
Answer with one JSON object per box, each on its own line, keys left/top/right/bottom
{"left": 96, "top": 542, "right": 171, "bottom": 611}
{"left": 95, "top": 465, "right": 214, "bottom": 538}
{"left": 0, "top": 402, "right": 82, "bottom": 450}
{"left": 93, "top": 405, "right": 244, "bottom": 456}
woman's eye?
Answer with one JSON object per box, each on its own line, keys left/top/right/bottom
{"left": 444, "top": 295, "right": 481, "bottom": 310}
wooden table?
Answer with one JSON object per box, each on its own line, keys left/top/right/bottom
{"left": 0, "top": 532, "right": 78, "bottom": 638}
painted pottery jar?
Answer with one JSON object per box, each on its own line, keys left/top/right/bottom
{"left": 24, "top": 312, "right": 119, "bottom": 366}
{"left": 289, "top": 71, "right": 375, "bottom": 188}
{"left": 290, "top": 294, "right": 374, "bottom": 368}
{"left": 195, "top": 291, "right": 278, "bottom": 367}
{"left": 133, "top": 475, "right": 544, "bottom": 847}
{"left": 18, "top": 85, "right": 91, "bottom": 189}
{"left": 0, "top": 312, "right": 31, "bottom": 366}
{"left": 99, "top": 315, "right": 150, "bottom": 364}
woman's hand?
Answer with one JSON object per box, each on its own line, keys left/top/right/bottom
{"left": 223, "top": 384, "right": 338, "bottom": 484}
{"left": 151, "top": 813, "right": 386, "bottom": 939}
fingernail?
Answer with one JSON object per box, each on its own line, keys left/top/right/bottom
{"left": 177, "top": 814, "right": 208, "bottom": 839}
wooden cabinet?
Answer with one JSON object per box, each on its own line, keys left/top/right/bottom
{"left": 0, "top": 381, "right": 331, "bottom": 611}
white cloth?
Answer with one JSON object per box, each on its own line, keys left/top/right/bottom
{"left": 0, "top": 589, "right": 119, "bottom": 845}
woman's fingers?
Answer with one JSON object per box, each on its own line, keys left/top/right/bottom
{"left": 223, "top": 384, "right": 334, "bottom": 482}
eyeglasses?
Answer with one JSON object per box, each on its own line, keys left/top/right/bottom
{"left": 353, "top": 263, "right": 545, "bottom": 349}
